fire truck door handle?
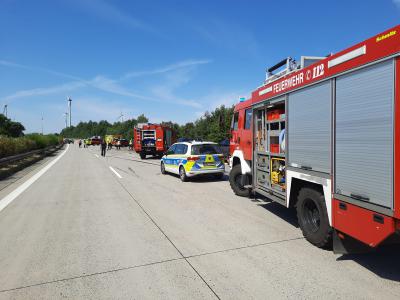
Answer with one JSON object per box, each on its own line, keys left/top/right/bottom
{"left": 350, "top": 193, "right": 370, "bottom": 201}
{"left": 373, "top": 214, "right": 384, "bottom": 224}
{"left": 247, "top": 140, "right": 251, "bottom": 145}
{"left": 300, "top": 165, "right": 312, "bottom": 170}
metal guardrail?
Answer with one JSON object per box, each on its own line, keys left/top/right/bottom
{"left": 0, "top": 144, "right": 64, "bottom": 167}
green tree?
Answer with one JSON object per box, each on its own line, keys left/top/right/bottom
{"left": 0, "top": 114, "right": 25, "bottom": 137}
{"left": 137, "top": 114, "right": 148, "bottom": 123}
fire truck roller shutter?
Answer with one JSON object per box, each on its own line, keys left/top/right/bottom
{"left": 335, "top": 60, "right": 394, "bottom": 209}
{"left": 288, "top": 81, "right": 331, "bottom": 174}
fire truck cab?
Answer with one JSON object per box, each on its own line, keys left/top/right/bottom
{"left": 229, "top": 25, "right": 400, "bottom": 253}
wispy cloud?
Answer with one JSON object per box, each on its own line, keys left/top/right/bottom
{"left": 0, "top": 60, "right": 28, "bottom": 69}
{"left": 193, "top": 90, "right": 246, "bottom": 118}
{"left": 121, "top": 59, "right": 211, "bottom": 79}
{"left": 0, "top": 59, "right": 84, "bottom": 82}
{"left": 195, "top": 19, "right": 260, "bottom": 57}
{"left": 1, "top": 59, "right": 207, "bottom": 108}
{"left": 89, "top": 74, "right": 202, "bottom": 108}
{"left": 393, "top": 0, "right": 400, "bottom": 8}
{"left": 89, "top": 75, "right": 151, "bottom": 100}
{"left": 73, "top": 96, "right": 134, "bottom": 122}
{"left": 208, "top": 92, "right": 245, "bottom": 110}
{"left": 149, "top": 67, "right": 203, "bottom": 108}
{"left": 3, "top": 81, "right": 86, "bottom": 102}
{"left": 74, "top": 0, "right": 155, "bottom": 33}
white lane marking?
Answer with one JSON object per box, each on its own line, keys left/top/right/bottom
{"left": 94, "top": 154, "right": 99, "bottom": 158}
{"left": 109, "top": 166, "right": 122, "bottom": 179}
{"left": 0, "top": 144, "right": 70, "bottom": 213}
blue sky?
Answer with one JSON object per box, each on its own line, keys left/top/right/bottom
{"left": 0, "top": 0, "right": 399, "bottom": 133}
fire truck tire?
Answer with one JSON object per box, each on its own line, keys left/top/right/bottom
{"left": 229, "top": 164, "right": 250, "bottom": 197}
{"left": 179, "top": 166, "right": 188, "bottom": 182}
{"left": 140, "top": 153, "right": 146, "bottom": 159}
{"left": 296, "top": 187, "right": 332, "bottom": 248}
{"left": 161, "top": 162, "right": 166, "bottom": 174}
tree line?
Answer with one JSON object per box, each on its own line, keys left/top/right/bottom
{"left": 60, "top": 105, "right": 234, "bottom": 143}
{"left": 60, "top": 114, "right": 149, "bottom": 141}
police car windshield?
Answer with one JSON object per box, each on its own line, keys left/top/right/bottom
{"left": 191, "top": 144, "right": 221, "bottom": 155}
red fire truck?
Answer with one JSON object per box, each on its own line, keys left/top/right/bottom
{"left": 229, "top": 25, "right": 400, "bottom": 253}
{"left": 133, "top": 123, "right": 176, "bottom": 159}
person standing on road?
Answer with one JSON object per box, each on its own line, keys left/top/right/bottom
{"left": 129, "top": 139, "right": 133, "bottom": 150}
{"left": 101, "top": 140, "right": 107, "bottom": 157}
{"left": 79, "top": 140, "right": 82, "bottom": 148}
{"left": 116, "top": 139, "right": 121, "bottom": 150}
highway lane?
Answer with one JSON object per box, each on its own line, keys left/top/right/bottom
{"left": 0, "top": 144, "right": 399, "bottom": 299}
{"left": 0, "top": 145, "right": 214, "bottom": 299}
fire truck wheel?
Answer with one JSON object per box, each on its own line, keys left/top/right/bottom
{"left": 229, "top": 164, "right": 250, "bottom": 197}
{"left": 161, "top": 162, "right": 166, "bottom": 174}
{"left": 140, "top": 153, "right": 146, "bottom": 159}
{"left": 179, "top": 166, "right": 188, "bottom": 182}
{"left": 296, "top": 187, "right": 332, "bottom": 248}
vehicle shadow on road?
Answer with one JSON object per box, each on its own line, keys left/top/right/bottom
{"left": 337, "top": 244, "right": 400, "bottom": 282}
{"left": 253, "top": 196, "right": 299, "bottom": 228}
{"left": 183, "top": 174, "right": 229, "bottom": 183}
{"left": 141, "top": 156, "right": 162, "bottom": 160}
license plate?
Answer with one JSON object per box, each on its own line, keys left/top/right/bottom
{"left": 203, "top": 162, "right": 215, "bottom": 167}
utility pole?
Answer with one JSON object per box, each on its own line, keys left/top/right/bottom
{"left": 68, "top": 97, "right": 72, "bottom": 127}
{"left": 3, "top": 104, "right": 7, "bottom": 117}
{"left": 64, "top": 112, "right": 68, "bottom": 129}
{"left": 41, "top": 114, "right": 44, "bottom": 135}
{"left": 117, "top": 112, "right": 124, "bottom": 122}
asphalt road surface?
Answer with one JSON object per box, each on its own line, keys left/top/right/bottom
{"left": 0, "top": 144, "right": 399, "bottom": 299}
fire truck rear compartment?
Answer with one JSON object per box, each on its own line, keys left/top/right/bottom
{"left": 251, "top": 59, "right": 396, "bottom": 249}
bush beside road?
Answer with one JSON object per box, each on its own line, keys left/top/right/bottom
{"left": 0, "top": 134, "right": 61, "bottom": 159}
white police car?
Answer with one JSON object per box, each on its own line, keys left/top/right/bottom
{"left": 160, "top": 141, "right": 225, "bottom": 182}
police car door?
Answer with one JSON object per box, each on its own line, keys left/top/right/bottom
{"left": 164, "top": 144, "right": 177, "bottom": 173}
{"left": 174, "top": 144, "right": 188, "bottom": 174}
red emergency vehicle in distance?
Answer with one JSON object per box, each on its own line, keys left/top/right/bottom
{"left": 90, "top": 136, "right": 102, "bottom": 145}
{"left": 229, "top": 24, "right": 400, "bottom": 253}
{"left": 133, "top": 123, "right": 176, "bottom": 159}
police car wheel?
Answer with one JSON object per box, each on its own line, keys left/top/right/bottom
{"left": 161, "top": 162, "right": 166, "bottom": 174}
{"left": 179, "top": 166, "right": 188, "bottom": 182}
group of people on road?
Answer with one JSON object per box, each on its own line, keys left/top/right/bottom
{"left": 77, "top": 139, "right": 107, "bottom": 156}
{"left": 76, "top": 138, "right": 133, "bottom": 157}
{"left": 78, "top": 139, "right": 88, "bottom": 148}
